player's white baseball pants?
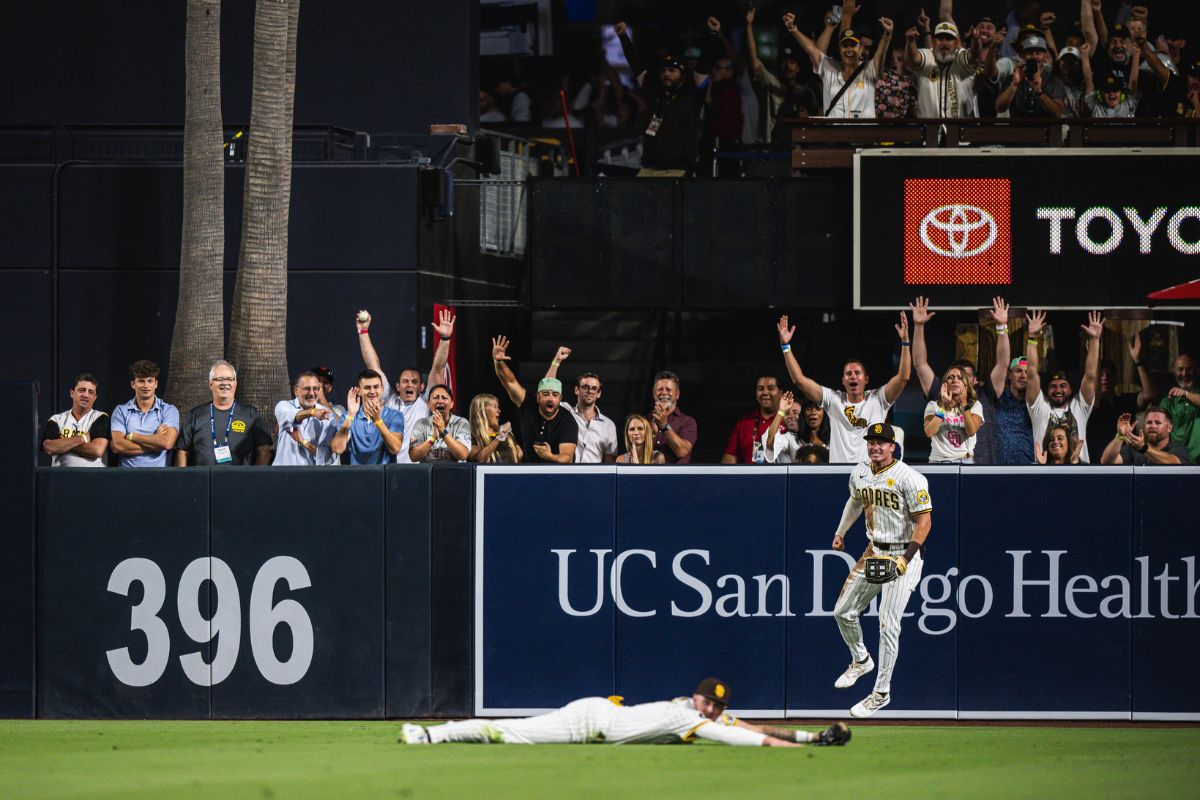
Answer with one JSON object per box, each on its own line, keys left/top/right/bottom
{"left": 833, "top": 545, "right": 924, "bottom": 695}
{"left": 430, "top": 698, "right": 612, "bottom": 744}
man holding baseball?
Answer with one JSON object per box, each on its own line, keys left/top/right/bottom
{"left": 830, "top": 422, "right": 932, "bottom": 718}
{"left": 400, "top": 678, "right": 851, "bottom": 748}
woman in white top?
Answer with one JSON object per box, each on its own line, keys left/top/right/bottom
{"left": 616, "top": 414, "right": 666, "bottom": 464}
{"left": 923, "top": 365, "right": 983, "bottom": 463}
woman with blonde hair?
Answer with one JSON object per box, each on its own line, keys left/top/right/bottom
{"left": 923, "top": 364, "right": 983, "bottom": 463}
{"left": 468, "top": 393, "right": 521, "bottom": 464}
{"left": 616, "top": 414, "right": 665, "bottom": 464}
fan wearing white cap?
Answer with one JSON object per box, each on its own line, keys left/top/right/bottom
{"left": 905, "top": 19, "right": 983, "bottom": 118}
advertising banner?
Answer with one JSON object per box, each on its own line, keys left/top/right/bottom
{"left": 477, "top": 465, "right": 1196, "bottom": 720}
{"left": 855, "top": 150, "right": 1200, "bottom": 309}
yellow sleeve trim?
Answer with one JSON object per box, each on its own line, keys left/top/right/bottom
{"left": 683, "top": 721, "right": 708, "bottom": 742}
{"left": 607, "top": 695, "right": 624, "bottom": 706}
{"left": 911, "top": 508, "right": 932, "bottom": 517}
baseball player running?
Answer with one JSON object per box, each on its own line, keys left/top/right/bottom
{"left": 830, "top": 422, "right": 932, "bottom": 718}
{"left": 399, "top": 678, "right": 851, "bottom": 748}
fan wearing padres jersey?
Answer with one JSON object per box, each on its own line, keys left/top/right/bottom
{"left": 400, "top": 678, "right": 851, "bottom": 748}
{"left": 777, "top": 313, "right": 911, "bottom": 463}
{"left": 830, "top": 422, "right": 932, "bottom": 718}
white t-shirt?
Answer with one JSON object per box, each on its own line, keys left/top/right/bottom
{"left": 911, "top": 48, "right": 977, "bottom": 118}
{"left": 818, "top": 55, "right": 877, "bottom": 118}
{"left": 1029, "top": 392, "right": 1095, "bottom": 463}
{"left": 598, "top": 698, "right": 752, "bottom": 745}
{"left": 384, "top": 388, "right": 430, "bottom": 464}
{"left": 821, "top": 386, "right": 894, "bottom": 464}
{"left": 848, "top": 459, "right": 933, "bottom": 545}
{"left": 924, "top": 400, "right": 984, "bottom": 462}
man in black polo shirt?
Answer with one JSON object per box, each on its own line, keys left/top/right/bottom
{"left": 615, "top": 17, "right": 720, "bottom": 176}
{"left": 492, "top": 336, "right": 578, "bottom": 464}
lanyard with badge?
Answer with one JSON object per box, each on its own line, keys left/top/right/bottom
{"left": 211, "top": 402, "right": 236, "bottom": 464}
{"left": 751, "top": 415, "right": 767, "bottom": 464}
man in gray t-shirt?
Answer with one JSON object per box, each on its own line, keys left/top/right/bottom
{"left": 175, "top": 360, "right": 273, "bottom": 466}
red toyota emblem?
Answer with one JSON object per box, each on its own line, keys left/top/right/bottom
{"left": 903, "top": 178, "right": 1012, "bottom": 285}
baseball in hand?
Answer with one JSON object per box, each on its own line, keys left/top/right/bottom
{"left": 356, "top": 310, "right": 370, "bottom": 325}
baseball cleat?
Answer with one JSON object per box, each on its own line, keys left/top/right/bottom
{"left": 399, "top": 723, "right": 431, "bottom": 744}
{"left": 850, "top": 691, "right": 890, "bottom": 718}
{"left": 834, "top": 656, "right": 874, "bottom": 689}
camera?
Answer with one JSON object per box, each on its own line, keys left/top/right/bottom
{"left": 1024, "top": 58, "right": 1041, "bottom": 78}
{"left": 828, "top": 6, "right": 843, "bottom": 24}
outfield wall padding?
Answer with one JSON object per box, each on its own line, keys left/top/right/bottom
{"left": 29, "top": 464, "right": 1199, "bottom": 720}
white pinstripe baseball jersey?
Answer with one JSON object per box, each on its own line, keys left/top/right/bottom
{"left": 848, "top": 459, "right": 932, "bottom": 545}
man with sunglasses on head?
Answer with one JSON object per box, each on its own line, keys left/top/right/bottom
{"left": 273, "top": 371, "right": 340, "bottom": 466}
{"left": 544, "top": 346, "right": 618, "bottom": 463}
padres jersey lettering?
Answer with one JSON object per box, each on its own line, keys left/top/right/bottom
{"left": 847, "top": 459, "right": 932, "bottom": 544}
{"left": 822, "top": 387, "right": 895, "bottom": 464}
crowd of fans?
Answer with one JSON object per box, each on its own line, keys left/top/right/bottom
{"left": 43, "top": 299, "right": 1199, "bottom": 468}
{"left": 479, "top": 1, "right": 1197, "bottom": 175}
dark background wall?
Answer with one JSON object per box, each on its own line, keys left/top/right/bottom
{"left": 0, "top": 1, "right": 478, "bottom": 134}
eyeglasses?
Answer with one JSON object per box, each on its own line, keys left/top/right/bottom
{"left": 212, "top": 377, "right": 237, "bottom": 384}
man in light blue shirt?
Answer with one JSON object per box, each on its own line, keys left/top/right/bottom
{"left": 109, "top": 359, "right": 180, "bottom": 467}
{"left": 330, "top": 369, "right": 405, "bottom": 465}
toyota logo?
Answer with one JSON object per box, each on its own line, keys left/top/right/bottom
{"left": 919, "top": 204, "right": 998, "bottom": 258}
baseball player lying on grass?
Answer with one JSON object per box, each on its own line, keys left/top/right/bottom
{"left": 400, "top": 678, "right": 851, "bottom": 748}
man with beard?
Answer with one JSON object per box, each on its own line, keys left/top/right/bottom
{"left": 492, "top": 335, "right": 578, "bottom": 464}
{"left": 777, "top": 313, "right": 911, "bottom": 464}
{"left": 407, "top": 384, "right": 471, "bottom": 462}
{"left": 721, "top": 374, "right": 783, "bottom": 464}
{"left": 1100, "top": 408, "right": 1191, "bottom": 465}
{"left": 906, "top": 20, "right": 982, "bottom": 118}
{"left": 1025, "top": 311, "right": 1103, "bottom": 462}
{"left": 1161, "top": 354, "right": 1200, "bottom": 463}
{"left": 273, "top": 371, "right": 339, "bottom": 466}
{"left": 745, "top": 7, "right": 821, "bottom": 140}
{"left": 356, "top": 308, "right": 453, "bottom": 464}
{"left": 982, "top": 299, "right": 1036, "bottom": 465}
{"left": 330, "top": 369, "right": 405, "bottom": 465}
{"left": 42, "top": 373, "right": 110, "bottom": 467}
{"left": 788, "top": 12, "right": 891, "bottom": 118}
{"left": 544, "top": 347, "right": 618, "bottom": 464}
{"left": 997, "top": 34, "right": 1066, "bottom": 116}
{"left": 615, "top": 17, "right": 717, "bottom": 176}
{"left": 649, "top": 370, "right": 698, "bottom": 464}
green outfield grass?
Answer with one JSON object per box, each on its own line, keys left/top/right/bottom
{"left": 1, "top": 720, "right": 1196, "bottom": 800}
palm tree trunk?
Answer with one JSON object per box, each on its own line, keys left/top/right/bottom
{"left": 228, "top": 0, "right": 299, "bottom": 421}
{"left": 167, "top": 0, "right": 224, "bottom": 412}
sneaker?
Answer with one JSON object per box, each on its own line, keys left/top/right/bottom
{"left": 399, "top": 723, "right": 430, "bottom": 744}
{"left": 850, "top": 691, "right": 890, "bottom": 718}
{"left": 834, "top": 656, "right": 874, "bottom": 689}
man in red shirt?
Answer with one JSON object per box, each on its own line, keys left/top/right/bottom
{"left": 720, "top": 375, "right": 783, "bottom": 464}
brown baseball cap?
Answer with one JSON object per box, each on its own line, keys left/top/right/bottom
{"left": 863, "top": 422, "right": 897, "bottom": 443}
{"left": 695, "top": 677, "right": 730, "bottom": 705}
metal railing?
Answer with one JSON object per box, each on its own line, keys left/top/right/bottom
{"left": 472, "top": 129, "right": 568, "bottom": 259}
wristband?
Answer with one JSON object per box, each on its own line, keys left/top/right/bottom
{"left": 128, "top": 431, "right": 136, "bottom": 442}
{"left": 900, "top": 341, "right": 912, "bottom": 347}
{"left": 1132, "top": 360, "right": 1144, "bottom": 368}
{"left": 358, "top": 329, "right": 369, "bottom": 335}
{"left": 427, "top": 435, "right": 436, "bottom": 444}
{"left": 374, "top": 418, "right": 387, "bottom": 429}
{"left": 995, "top": 325, "right": 1009, "bottom": 333}
{"left": 551, "top": 360, "right": 560, "bottom": 367}
{"left": 780, "top": 343, "right": 791, "bottom": 354}
{"left": 662, "top": 423, "right": 672, "bottom": 432}
{"left": 935, "top": 408, "right": 946, "bottom": 419}
{"left": 776, "top": 410, "right": 786, "bottom": 418}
